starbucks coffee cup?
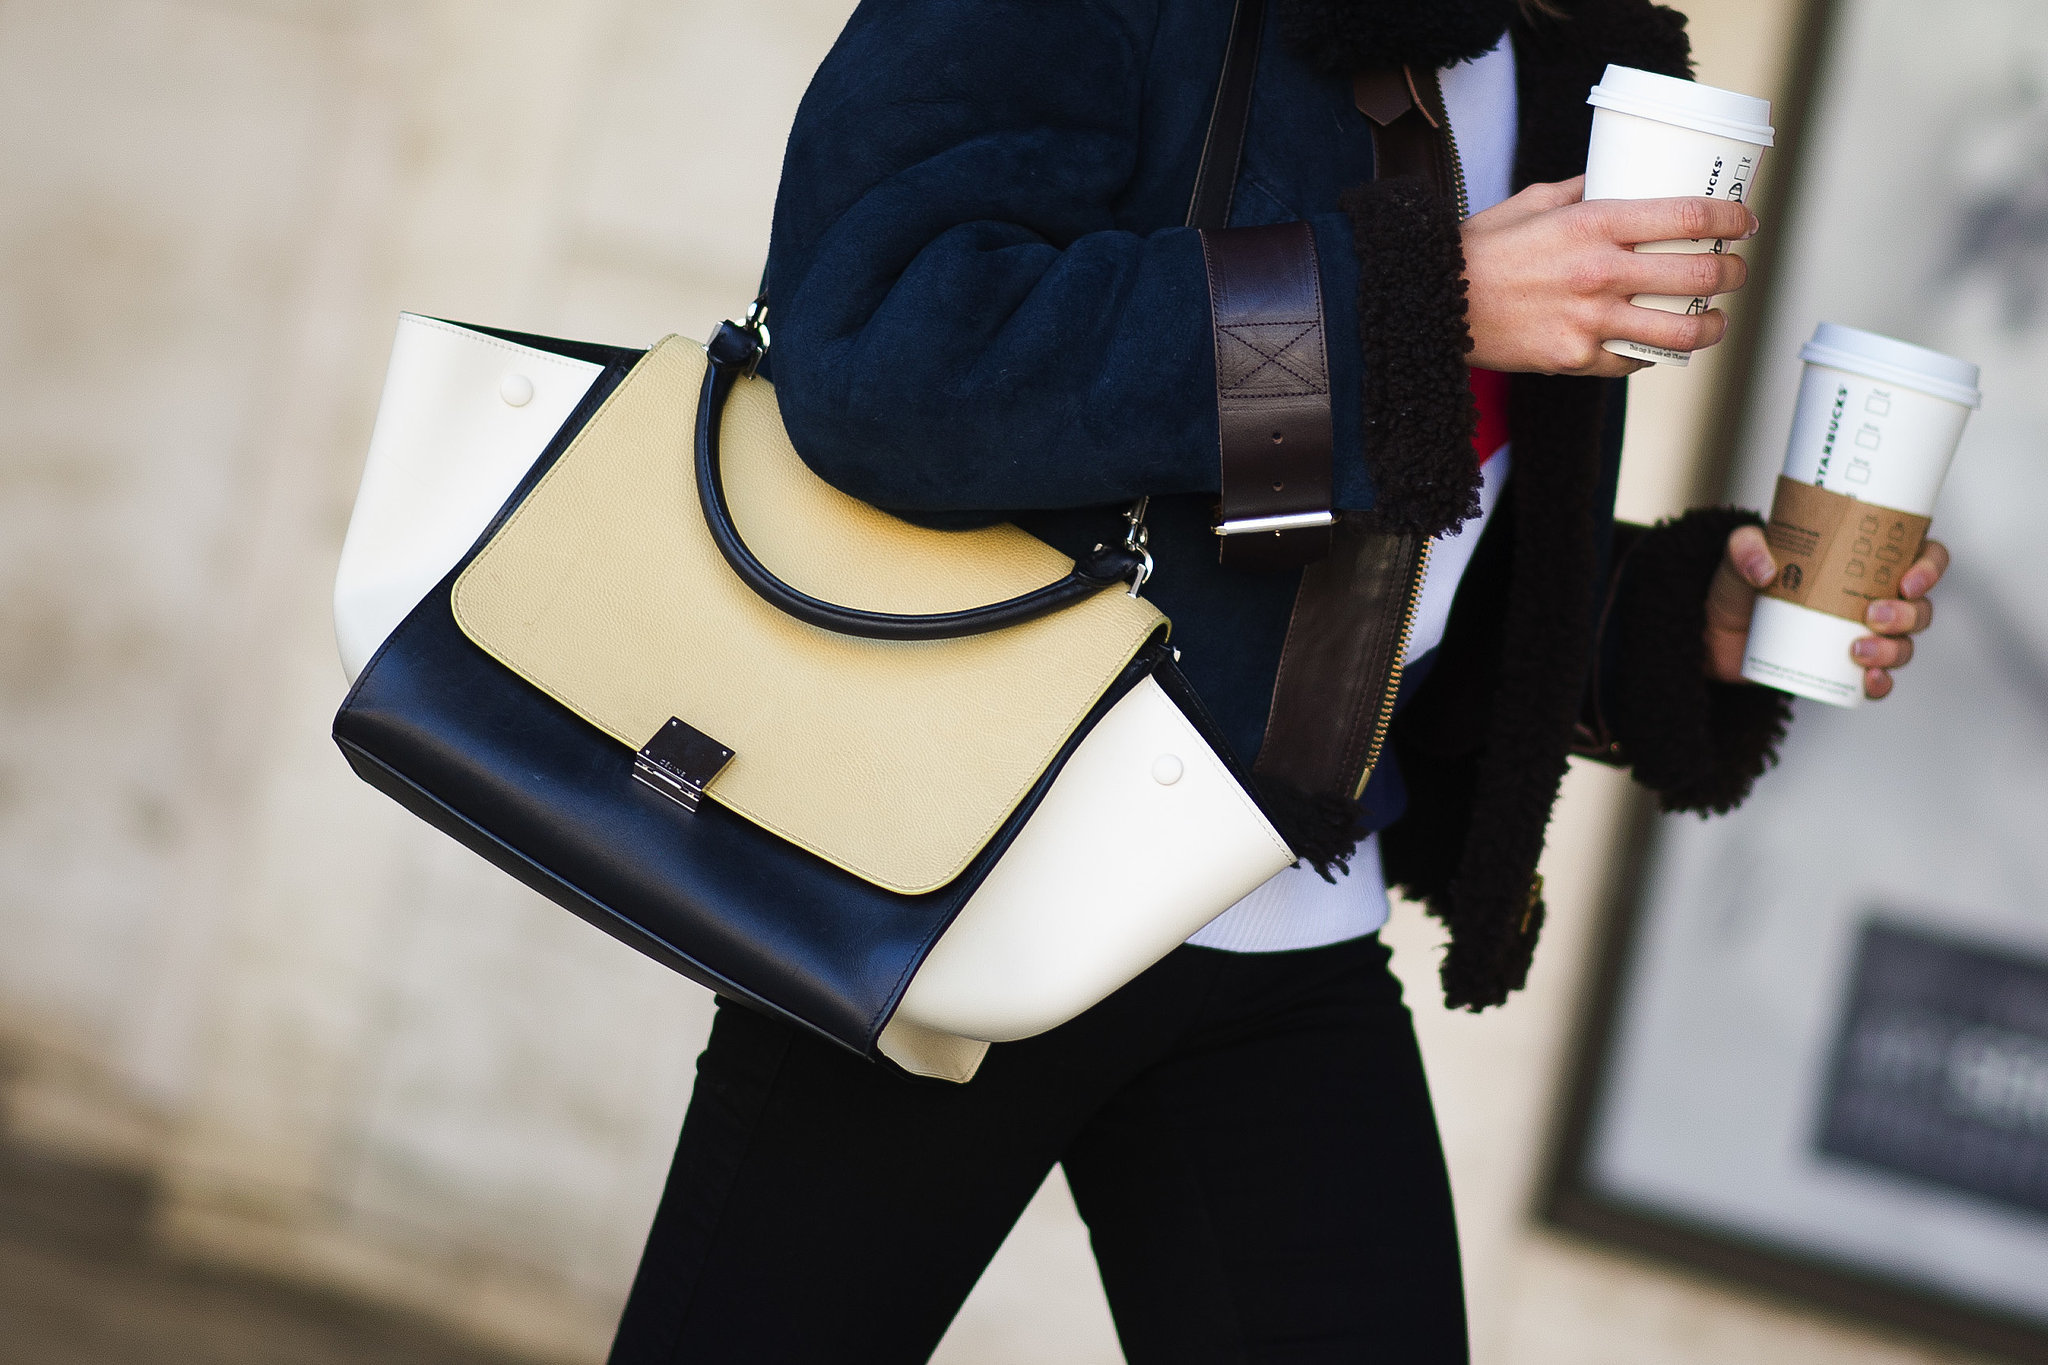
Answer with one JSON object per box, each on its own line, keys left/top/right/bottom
{"left": 1742, "top": 324, "right": 1982, "bottom": 707}
{"left": 1584, "top": 65, "right": 1775, "bottom": 366}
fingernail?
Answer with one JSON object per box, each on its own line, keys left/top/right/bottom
{"left": 1852, "top": 639, "right": 1880, "bottom": 663}
{"left": 1746, "top": 555, "right": 1776, "bottom": 587}
{"left": 1869, "top": 601, "right": 1900, "bottom": 627}
{"left": 1901, "top": 572, "right": 1930, "bottom": 598}
{"left": 1744, "top": 212, "right": 1761, "bottom": 239}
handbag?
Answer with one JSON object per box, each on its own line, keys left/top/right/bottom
{"left": 331, "top": 0, "right": 1309, "bottom": 1082}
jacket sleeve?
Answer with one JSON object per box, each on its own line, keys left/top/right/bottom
{"left": 765, "top": 0, "right": 1452, "bottom": 519}
{"left": 1585, "top": 508, "right": 1794, "bottom": 813}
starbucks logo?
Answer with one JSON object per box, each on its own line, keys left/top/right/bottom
{"left": 1780, "top": 563, "right": 1804, "bottom": 590}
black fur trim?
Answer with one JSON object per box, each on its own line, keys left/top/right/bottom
{"left": 1608, "top": 507, "right": 1793, "bottom": 813}
{"left": 1277, "top": 0, "right": 1516, "bottom": 75}
{"left": 1392, "top": 0, "right": 1695, "bottom": 1013}
{"left": 1367, "top": 0, "right": 1706, "bottom": 1013}
{"left": 1342, "top": 177, "right": 1482, "bottom": 539}
{"left": 1435, "top": 374, "right": 1609, "bottom": 1010}
{"left": 1255, "top": 776, "right": 1360, "bottom": 882}
{"left": 1511, "top": 0, "right": 1693, "bottom": 190}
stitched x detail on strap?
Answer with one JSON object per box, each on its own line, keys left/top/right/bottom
{"left": 1199, "top": 221, "right": 1335, "bottom": 570}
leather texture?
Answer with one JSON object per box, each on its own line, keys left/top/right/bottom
{"left": 1200, "top": 221, "right": 1335, "bottom": 571}
{"left": 1250, "top": 63, "right": 1457, "bottom": 807}
{"left": 875, "top": 1018, "right": 990, "bottom": 1083}
{"left": 453, "top": 337, "right": 1167, "bottom": 896}
{"left": 694, "top": 323, "right": 1147, "bottom": 640}
{"left": 337, "top": 331, "right": 1174, "bottom": 1058}
{"left": 337, "top": 579, "right": 1170, "bottom": 1059}
{"left": 333, "top": 315, "right": 603, "bottom": 681}
{"left": 1354, "top": 65, "right": 1457, "bottom": 202}
{"left": 1185, "top": 0, "right": 1266, "bottom": 231}
{"left": 890, "top": 673, "right": 1292, "bottom": 1043}
{"left": 1255, "top": 519, "right": 1426, "bottom": 799}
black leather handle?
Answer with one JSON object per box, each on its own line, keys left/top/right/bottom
{"left": 691, "top": 0, "right": 1267, "bottom": 641}
{"left": 695, "top": 324, "right": 1145, "bottom": 642}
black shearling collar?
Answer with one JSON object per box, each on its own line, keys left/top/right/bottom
{"left": 1277, "top": 0, "right": 1519, "bottom": 75}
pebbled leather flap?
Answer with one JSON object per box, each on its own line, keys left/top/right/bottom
{"left": 452, "top": 337, "right": 1167, "bottom": 896}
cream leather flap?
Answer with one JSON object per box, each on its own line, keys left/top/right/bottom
{"left": 453, "top": 337, "right": 1167, "bottom": 895}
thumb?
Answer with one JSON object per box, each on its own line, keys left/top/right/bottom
{"left": 1494, "top": 175, "right": 1583, "bottom": 223}
{"left": 1707, "top": 524, "right": 1776, "bottom": 631}
{"left": 1526, "top": 174, "right": 1586, "bottom": 209}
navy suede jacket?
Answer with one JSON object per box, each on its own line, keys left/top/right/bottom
{"left": 767, "top": 0, "right": 1396, "bottom": 769}
{"left": 764, "top": 0, "right": 1789, "bottom": 1006}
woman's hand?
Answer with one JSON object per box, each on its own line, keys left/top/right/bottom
{"left": 1463, "top": 176, "right": 1758, "bottom": 376}
{"left": 1704, "top": 525, "right": 1950, "bottom": 700}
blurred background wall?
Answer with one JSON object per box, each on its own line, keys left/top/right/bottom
{"left": 0, "top": 1, "right": 1993, "bottom": 1362}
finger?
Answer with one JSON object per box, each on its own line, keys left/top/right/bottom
{"left": 1617, "top": 247, "right": 1749, "bottom": 302}
{"left": 1851, "top": 634, "right": 1914, "bottom": 669}
{"left": 1565, "top": 348, "right": 1654, "bottom": 378}
{"left": 1865, "top": 595, "right": 1934, "bottom": 634}
{"left": 1726, "top": 524, "right": 1777, "bottom": 589}
{"left": 1602, "top": 302, "right": 1731, "bottom": 356}
{"left": 1521, "top": 175, "right": 1585, "bottom": 212}
{"left": 1479, "top": 177, "right": 1583, "bottom": 229}
{"left": 1534, "top": 329, "right": 1655, "bottom": 376}
{"left": 1590, "top": 195, "right": 1759, "bottom": 247}
{"left": 1864, "top": 666, "right": 1894, "bottom": 701}
{"left": 1901, "top": 539, "right": 1950, "bottom": 599}
{"left": 1706, "top": 526, "right": 1775, "bottom": 632}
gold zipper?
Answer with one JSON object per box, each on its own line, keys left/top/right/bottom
{"left": 1352, "top": 538, "right": 1432, "bottom": 798}
{"left": 1413, "top": 63, "right": 1473, "bottom": 220}
{"left": 1351, "top": 96, "right": 1470, "bottom": 800}
{"left": 1440, "top": 101, "right": 1471, "bottom": 220}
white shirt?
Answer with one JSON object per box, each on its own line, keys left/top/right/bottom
{"left": 1190, "top": 35, "right": 1519, "bottom": 953}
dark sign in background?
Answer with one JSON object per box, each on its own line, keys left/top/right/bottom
{"left": 1820, "top": 920, "right": 2048, "bottom": 1220}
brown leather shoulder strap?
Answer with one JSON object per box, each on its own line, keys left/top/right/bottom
{"left": 1254, "top": 518, "right": 1426, "bottom": 801}
{"left": 1354, "top": 65, "right": 1457, "bottom": 205}
{"left": 1252, "top": 63, "right": 1467, "bottom": 835}
{"left": 1200, "top": 221, "right": 1335, "bottom": 571}
{"left": 1187, "top": 0, "right": 1268, "bottom": 232}
{"left": 1192, "top": 67, "right": 1456, "bottom": 579}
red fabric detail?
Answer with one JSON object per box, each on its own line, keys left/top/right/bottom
{"left": 1469, "top": 366, "right": 1510, "bottom": 467}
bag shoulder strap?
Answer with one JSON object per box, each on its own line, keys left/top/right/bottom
{"left": 1250, "top": 62, "right": 1463, "bottom": 830}
{"left": 698, "top": 0, "right": 1272, "bottom": 640}
{"left": 1194, "top": 0, "right": 1336, "bottom": 572}
{"left": 1186, "top": 0, "right": 1266, "bottom": 232}
{"left": 1355, "top": 64, "right": 1461, "bottom": 209}
{"left": 1202, "top": 220, "right": 1334, "bottom": 571}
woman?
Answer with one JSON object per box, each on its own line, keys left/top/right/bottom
{"left": 611, "top": 0, "right": 1946, "bottom": 1360}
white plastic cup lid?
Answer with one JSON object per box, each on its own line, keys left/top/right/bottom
{"left": 1587, "top": 64, "right": 1775, "bottom": 146}
{"left": 1799, "top": 322, "right": 1983, "bottom": 409}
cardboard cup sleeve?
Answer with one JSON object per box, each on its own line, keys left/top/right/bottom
{"left": 1761, "top": 476, "right": 1931, "bottom": 625}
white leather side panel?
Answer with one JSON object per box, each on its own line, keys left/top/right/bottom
{"left": 334, "top": 315, "right": 603, "bottom": 681}
{"left": 892, "top": 676, "right": 1295, "bottom": 1044}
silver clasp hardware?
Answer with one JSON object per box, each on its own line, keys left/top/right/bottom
{"left": 737, "top": 297, "right": 771, "bottom": 378}
{"left": 1214, "top": 509, "right": 1337, "bottom": 537}
{"left": 1123, "top": 496, "right": 1154, "bottom": 597}
{"left": 633, "top": 717, "right": 736, "bottom": 815}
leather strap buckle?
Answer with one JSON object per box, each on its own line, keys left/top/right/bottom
{"left": 1199, "top": 220, "right": 1335, "bottom": 572}
{"left": 1216, "top": 510, "right": 1338, "bottom": 537}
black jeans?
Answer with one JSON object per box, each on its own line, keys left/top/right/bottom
{"left": 610, "top": 936, "right": 1466, "bottom": 1364}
